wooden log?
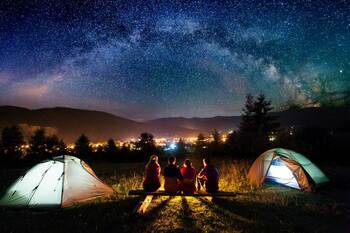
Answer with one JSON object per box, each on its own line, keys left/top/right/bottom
{"left": 132, "top": 195, "right": 154, "bottom": 215}
{"left": 128, "top": 190, "right": 240, "bottom": 197}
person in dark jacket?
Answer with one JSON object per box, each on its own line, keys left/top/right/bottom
{"left": 164, "top": 156, "right": 183, "bottom": 193}
{"left": 143, "top": 155, "right": 161, "bottom": 192}
{"left": 197, "top": 158, "right": 219, "bottom": 193}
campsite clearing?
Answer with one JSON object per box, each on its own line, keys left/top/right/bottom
{"left": 0, "top": 159, "right": 349, "bottom": 233}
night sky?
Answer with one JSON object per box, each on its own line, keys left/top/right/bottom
{"left": 0, "top": 0, "right": 349, "bottom": 120}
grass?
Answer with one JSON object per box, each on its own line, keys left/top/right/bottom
{"left": 0, "top": 157, "right": 349, "bottom": 233}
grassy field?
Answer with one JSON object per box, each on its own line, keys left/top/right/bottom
{"left": 0, "top": 157, "right": 349, "bottom": 233}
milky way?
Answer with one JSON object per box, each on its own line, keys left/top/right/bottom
{"left": 0, "top": 0, "right": 349, "bottom": 120}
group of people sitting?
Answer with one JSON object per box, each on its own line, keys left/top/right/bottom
{"left": 142, "top": 155, "right": 219, "bottom": 194}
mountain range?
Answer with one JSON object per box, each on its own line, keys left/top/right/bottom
{"left": 0, "top": 105, "right": 349, "bottom": 143}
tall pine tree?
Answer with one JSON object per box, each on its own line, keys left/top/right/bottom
{"left": 75, "top": 134, "right": 92, "bottom": 160}
{"left": 239, "top": 94, "right": 279, "bottom": 157}
{"left": 27, "top": 129, "right": 47, "bottom": 162}
{"left": 1, "top": 125, "right": 25, "bottom": 162}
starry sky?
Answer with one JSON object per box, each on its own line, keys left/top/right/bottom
{"left": 0, "top": 0, "right": 349, "bottom": 120}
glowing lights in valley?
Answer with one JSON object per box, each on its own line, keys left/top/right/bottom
{"left": 17, "top": 129, "right": 266, "bottom": 153}
{"left": 221, "top": 134, "right": 228, "bottom": 142}
{"left": 268, "top": 133, "right": 277, "bottom": 142}
{"left": 289, "top": 126, "right": 295, "bottom": 136}
{"left": 164, "top": 142, "right": 177, "bottom": 151}
{"left": 169, "top": 143, "right": 177, "bottom": 150}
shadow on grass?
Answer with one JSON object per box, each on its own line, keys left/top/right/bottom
{"left": 198, "top": 196, "right": 344, "bottom": 233}
{"left": 0, "top": 197, "right": 141, "bottom": 233}
{"left": 198, "top": 197, "right": 255, "bottom": 232}
{"left": 144, "top": 196, "right": 173, "bottom": 216}
{"left": 0, "top": 195, "right": 347, "bottom": 233}
{"left": 131, "top": 196, "right": 174, "bottom": 233}
{"left": 180, "top": 197, "right": 202, "bottom": 233}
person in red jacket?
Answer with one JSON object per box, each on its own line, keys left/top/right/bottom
{"left": 143, "top": 155, "right": 161, "bottom": 192}
{"left": 197, "top": 158, "right": 219, "bottom": 193}
{"left": 180, "top": 159, "right": 196, "bottom": 194}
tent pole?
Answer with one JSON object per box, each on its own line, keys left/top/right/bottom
{"left": 26, "top": 162, "right": 55, "bottom": 207}
{"left": 60, "top": 155, "right": 65, "bottom": 207}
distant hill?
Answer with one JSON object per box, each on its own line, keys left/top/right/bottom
{"left": 148, "top": 106, "right": 350, "bottom": 133}
{"left": 0, "top": 105, "right": 349, "bottom": 143}
{"left": 271, "top": 106, "right": 350, "bottom": 129}
{"left": 146, "top": 116, "right": 240, "bottom": 133}
{"left": 0, "top": 106, "right": 197, "bottom": 143}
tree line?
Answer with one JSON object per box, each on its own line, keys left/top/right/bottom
{"left": 1, "top": 93, "right": 349, "bottom": 167}
{"left": 0, "top": 127, "right": 161, "bottom": 168}
{"left": 194, "top": 94, "right": 350, "bottom": 164}
{"left": 194, "top": 93, "right": 279, "bottom": 158}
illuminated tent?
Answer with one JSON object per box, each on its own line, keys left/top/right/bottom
{"left": 247, "top": 148, "right": 329, "bottom": 191}
{"left": 0, "top": 155, "right": 114, "bottom": 208}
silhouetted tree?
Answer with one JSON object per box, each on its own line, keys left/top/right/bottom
{"left": 74, "top": 134, "right": 92, "bottom": 159}
{"left": 173, "top": 138, "right": 187, "bottom": 157}
{"left": 195, "top": 133, "right": 207, "bottom": 155}
{"left": 212, "top": 129, "right": 220, "bottom": 144}
{"left": 46, "top": 135, "right": 66, "bottom": 157}
{"left": 208, "top": 129, "right": 222, "bottom": 157}
{"left": 95, "top": 145, "right": 105, "bottom": 160}
{"left": 58, "top": 139, "right": 67, "bottom": 155}
{"left": 225, "top": 130, "right": 241, "bottom": 157}
{"left": 239, "top": 95, "right": 256, "bottom": 156}
{"left": 136, "top": 132, "right": 157, "bottom": 161}
{"left": 239, "top": 94, "right": 279, "bottom": 157}
{"left": 106, "top": 138, "right": 118, "bottom": 161}
{"left": 1, "top": 125, "right": 25, "bottom": 162}
{"left": 240, "top": 94, "right": 255, "bottom": 134}
{"left": 120, "top": 143, "right": 132, "bottom": 161}
{"left": 27, "top": 129, "right": 47, "bottom": 161}
{"left": 253, "top": 94, "right": 279, "bottom": 134}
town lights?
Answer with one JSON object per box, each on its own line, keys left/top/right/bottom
{"left": 268, "top": 133, "right": 277, "bottom": 142}
{"left": 221, "top": 134, "right": 228, "bottom": 142}
{"left": 169, "top": 143, "right": 177, "bottom": 150}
